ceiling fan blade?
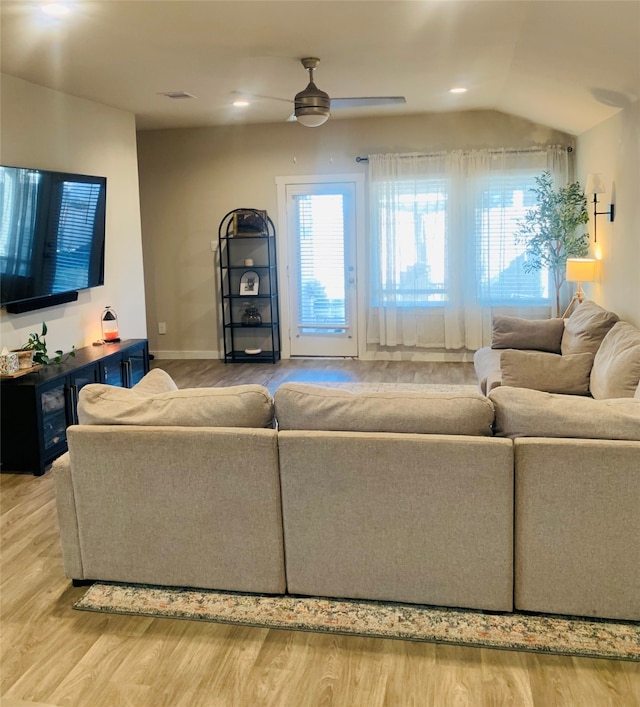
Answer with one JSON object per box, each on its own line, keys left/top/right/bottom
{"left": 331, "top": 96, "right": 406, "bottom": 109}
{"left": 231, "top": 90, "right": 293, "bottom": 104}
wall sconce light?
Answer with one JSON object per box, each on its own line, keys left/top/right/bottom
{"left": 585, "top": 173, "right": 615, "bottom": 243}
{"left": 563, "top": 258, "right": 597, "bottom": 318}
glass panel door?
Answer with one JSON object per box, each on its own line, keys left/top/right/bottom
{"left": 286, "top": 182, "right": 358, "bottom": 357}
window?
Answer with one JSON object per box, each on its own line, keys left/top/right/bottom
{"left": 372, "top": 178, "right": 447, "bottom": 305}
{"left": 295, "top": 192, "right": 348, "bottom": 330}
{"left": 367, "top": 147, "right": 567, "bottom": 350}
{"left": 475, "top": 173, "right": 550, "bottom": 305}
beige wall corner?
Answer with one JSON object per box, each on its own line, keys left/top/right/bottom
{"left": 576, "top": 100, "right": 640, "bottom": 327}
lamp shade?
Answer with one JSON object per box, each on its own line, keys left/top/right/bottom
{"left": 585, "top": 173, "right": 606, "bottom": 195}
{"left": 566, "top": 258, "right": 597, "bottom": 283}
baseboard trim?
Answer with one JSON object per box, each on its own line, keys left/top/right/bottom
{"left": 150, "top": 350, "right": 475, "bottom": 362}
{"left": 150, "top": 350, "right": 220, "bottom": 360}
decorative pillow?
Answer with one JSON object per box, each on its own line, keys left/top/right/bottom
{"left": 78, "top": 383, "right": 274, "bottom": 428}
{"left": 500, "top": 350, "right": 594, "bottom": 395}
{"left": 491, "top": 315, "right": 564, "bottom": 353}
{"left": 590, "top": 321, "right": 640, "bottom": 399}
{"left": 274, "top": 383, "right": 495, "bottom": 436}
{"left": 561, "top": 300, "right": 619, "bottom": 356}
{"left": 489, "top": 386, "right": 640, "bottom": 441}
{"left": 131, "top": 368, "right": 178, "bottom": 394}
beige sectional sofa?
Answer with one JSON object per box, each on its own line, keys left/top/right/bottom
{"left": 474, "top": 299, "right": 640, "bottom": 398}
{"left": 54, "top": 358, "right": 640, "bottom": 621}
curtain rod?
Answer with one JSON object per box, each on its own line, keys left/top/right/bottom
{"left": 355, "top": 146, "right": 573, "bottom": 163}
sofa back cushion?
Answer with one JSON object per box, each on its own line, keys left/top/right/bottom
{"left": 590, "top": 321, "right": 640, "bottom": 399}
{"left": 489, "top": 386, "right": 640, "bottom": 441}
{"left": 491, "top": 315, "right": 564, "bottom": 353}
{"left": 561, "top": 300, "right": 619, "bottom": 356}
{"left": 78, "top": 375, "right": 274, "bottom": 428}
{"left": 500, "top": 350, "right": 593, "bottom": 395}
{"left": 274, "top": 383, "right": 495, "bottom": 436}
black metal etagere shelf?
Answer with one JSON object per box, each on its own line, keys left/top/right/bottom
{"left": 218, "top": 209, "right": 281, "bottom": 363}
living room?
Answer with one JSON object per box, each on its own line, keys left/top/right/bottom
{"left": 1, "top": 1, "right": 639, "bottom": 704}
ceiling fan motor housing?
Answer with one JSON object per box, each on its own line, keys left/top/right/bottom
{"left": 294, "top": 58, "right": 331, "bottom": 126}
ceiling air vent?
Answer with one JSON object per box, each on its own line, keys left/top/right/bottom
{"left": 158, "top": 91, "right": 197, "bottom": 100}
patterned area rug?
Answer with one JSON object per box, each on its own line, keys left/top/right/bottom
{"left": 75, "top": 584, "right": 639, "bottom": 661}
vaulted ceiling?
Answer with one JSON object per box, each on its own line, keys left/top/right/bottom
{"left": 1, "top": 1, "right": 639, "bottom": 134}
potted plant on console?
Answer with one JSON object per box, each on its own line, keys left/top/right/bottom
{"left": 17, "top": 322, "right": 76, "bottom": 367}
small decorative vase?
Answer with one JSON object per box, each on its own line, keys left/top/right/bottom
{"left": 241, "top": 305, "right": 262, "bottom": 327}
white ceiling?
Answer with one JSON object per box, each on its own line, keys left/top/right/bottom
{"left": 1, "top": 0, "right": 639, "bottom": 135}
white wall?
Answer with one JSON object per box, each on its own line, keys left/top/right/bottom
{"left": 0, "top": 75, "right": 147, "bottom": 355}
{"left": 137, "top": 109, "right": 572, "bottom": 358}
{"left": 576, "top": 100, "right": 640, "bottom": 326}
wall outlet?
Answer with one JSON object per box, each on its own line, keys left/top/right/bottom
{"left": 158, "top": 322, "right": 167, "bottom": 335}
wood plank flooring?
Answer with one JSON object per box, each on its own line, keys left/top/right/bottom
{"left": 152, "top": 358, "right": 479, "bottom": 393}
{"left": 1, "top": 359, "right": 639, "bottom": 706}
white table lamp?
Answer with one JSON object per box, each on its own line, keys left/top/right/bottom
{"left": 563, "top": 258, "right": 597, "bottom": 318}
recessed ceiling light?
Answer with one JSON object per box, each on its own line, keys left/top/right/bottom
{"left": 450, "top": 87, "right": 468, "bottom": 94}
{"left": 41, "top": 3, "right": 71, "bottom": 16}
{"left": 233, "top": 100, "right": 250, "bottom": 107}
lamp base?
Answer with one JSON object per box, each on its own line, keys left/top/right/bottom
{"left": 562, "top": 284, "right": 586, "bottom": 319}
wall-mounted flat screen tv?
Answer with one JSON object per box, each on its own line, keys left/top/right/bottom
{"left": 0, "top": 165, "right": 106, "bottom": 313}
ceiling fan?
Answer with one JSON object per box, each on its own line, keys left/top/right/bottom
{"left": 292, "top": 57, "right": 406, "bottom": 127}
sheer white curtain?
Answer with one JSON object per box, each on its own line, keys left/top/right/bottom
{"left": 366, "top": 146, "right": 569, "bottom": 353}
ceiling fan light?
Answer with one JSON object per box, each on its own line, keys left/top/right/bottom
{"left": 295, "top": 110, "right": 330, "bottom": 127}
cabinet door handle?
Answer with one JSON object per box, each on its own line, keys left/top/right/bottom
{"left": 69, "top": 384, "right": 78, "bottom": 423}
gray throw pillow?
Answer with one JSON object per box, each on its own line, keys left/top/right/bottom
{"left": 491, "top": 315, "right": 564, "bottom": 353}
{"left": 561, "top": 300, "right": 619, "bottom": 356}
{"left": 500, "top": 350, "right": 594, "bottom": 395}
{"left": 590, "top": 321, "right": 640, "bottom": 399}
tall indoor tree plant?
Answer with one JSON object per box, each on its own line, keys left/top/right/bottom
{"left": 516, "top": 171, "right": 589, "bottom": 316}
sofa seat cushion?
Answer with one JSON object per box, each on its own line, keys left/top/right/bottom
{"left": 491, "top": 315, "right": 564, "bottom": 353}
{"left": 489, "top": 386, "right": 640, "bottom": 441}
{"left": 590, "top": 321, "right": 640, "bottom": 399}
{"left": 78, "top": 378, "right": 274, "bottom": 428}
{"left": 561, "top": 300, "right": 619, "bottom": 356}
{"left": 500, "top": 350, "right": 594, "bottom": 395}
{"left": 274, "top": 383, "right": 495, "bottom": 436}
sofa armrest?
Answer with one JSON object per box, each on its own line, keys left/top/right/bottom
{"left": 52, "top": 452, "right": 85, "bottom": 580}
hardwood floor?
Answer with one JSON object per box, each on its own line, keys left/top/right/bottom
{"left": 152, "top": 357, "right": 479, "bottom": 393}
{"left": 1, "top": 359, "right": 639, "bottom": 706}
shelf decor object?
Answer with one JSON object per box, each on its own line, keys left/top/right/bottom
{"left": 241, "top": 305, "right": 262, "bottom": 326}
{"left": 239, "top": 271, "right": 260, "bottom": 296}
{"left": 217, "top": 209, "right": 281, "bottom": 363}
{"left": 232, "top": 209, "right": 268, "bottom": 237}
